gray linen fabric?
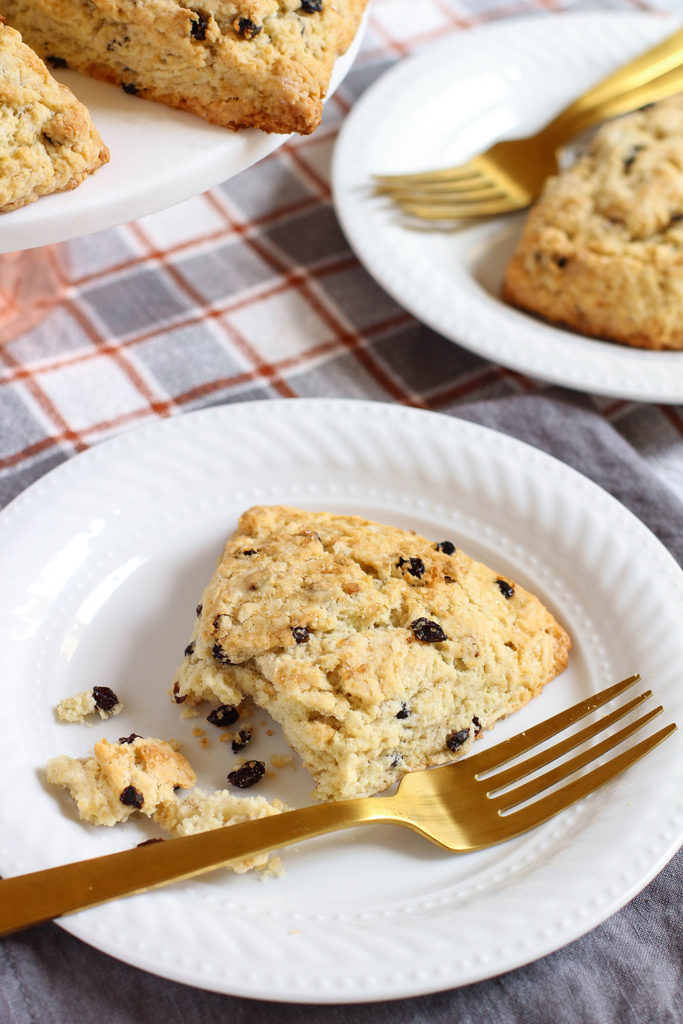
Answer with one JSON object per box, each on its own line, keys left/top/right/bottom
{"left": 1, "top": 392, "right": 681, "bottom": 1024}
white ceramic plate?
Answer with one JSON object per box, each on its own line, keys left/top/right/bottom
{"left": 332, "top": 13, "right": 683, "bottom": 404}
{"left": 0, "top": 399, "right": 681, "bottom": 1003}
{"left": 0, "top": 18, "right": 365, "bottom": 254}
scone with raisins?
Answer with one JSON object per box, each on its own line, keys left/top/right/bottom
{"left": 0, "top": 19, "right": 107, "bottom": 212}
{"left": 174, "top": 506, "right": 571, "bottom": 801}
{"left": 2, "top": 0, "right": 368, "bottom": 134}
{"left": 503, "top": 95, "right": 683, "bottom": 349}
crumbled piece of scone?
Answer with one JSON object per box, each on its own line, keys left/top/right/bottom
{"left": 56, "top": 685, "right": 123, "bottom": 723}
{"left": 46, "top": 736, "right": 196, "bottom": 826}
{"left": 47, "top": 734, "right": 289, "bottom": 873}
{"left": 154, "top": 788, "right": 288, "bottom": 874}
{"left": 271, "top": 754, "right": 293, "bottom": 769}
{"left": 174, "top": 505, "right": 570, "bottom": 801}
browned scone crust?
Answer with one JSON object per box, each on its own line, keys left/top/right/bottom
{"left": 0, "top": 19, "right": 108, "bottom": 211}
{"left": 175, "top": 505, "right": 571, "bottom": 801}
{"left": 503, "top": 95, "right": 683, "bottom": 350}
{"left": 2, "top": 0, "right": 367, "bottom": 135}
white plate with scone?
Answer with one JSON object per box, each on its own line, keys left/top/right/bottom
{"left": 0, "top": 399, "right": 681, "bottom": 1002}
{"left": 332, "top": 12, "right": 683, "bottom": 403}
{"left": 0, "top": 6, "right": 367, "bottom": 253}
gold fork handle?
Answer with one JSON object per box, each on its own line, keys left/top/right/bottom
{"left": 547, "top": 25, "right": 683, "bottom": 135}
{"left": 0, "top": 795, "right": 403, "bottom": 937}
{"left": 550, "top": 64, "right": 683, "bottom": 146}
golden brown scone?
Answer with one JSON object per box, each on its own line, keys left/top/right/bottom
{"left": 3, "top": 0, "right": 367, "bottom": 135}
{"left": 46, "top": 736, "right": 196, "bottom": 826}
{"left": 503, "top": 95, "right": 683, "bottom": 350}
{"left": 174, "top": 505, "right": 570, "bottom": 801}
{"left": 0, "top": 20, "right": 108, "bottom": 212}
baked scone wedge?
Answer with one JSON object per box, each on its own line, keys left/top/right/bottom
{"left": 503, "top": 95, "right": 683, "bottom": 350}
{"left": 174, "top": 506, "right": 571, "bottom": 801}
{"left": 0, "top": 20, "right": 108, "bottom": 212}
{"left": 3, "top": 0, "right": 368, "bottom": 135}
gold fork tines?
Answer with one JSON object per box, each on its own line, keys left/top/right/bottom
{"left": 373, "top": 33, "right": 683, "bottom": 221}
{"left": 0, "top": 674, "right": 676, "bottom": 936}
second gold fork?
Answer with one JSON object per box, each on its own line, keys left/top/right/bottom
{"left": 374, "top": 28, "right": 683, "bottom": 220}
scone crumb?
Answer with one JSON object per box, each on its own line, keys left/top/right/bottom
{"left": 180, "top": 705, "right": 201, "bottom": 719}
{"left": 259, "top": 856, "right": 284, "bottom": 880}
{"left": 56, "top": 686, "right": 123, "bottom": 723}
{"left": 154, "top": 788, "right": 289, "bottom": 874}
{"left": 271, "top": 754, "right": 293, "bottom": 769}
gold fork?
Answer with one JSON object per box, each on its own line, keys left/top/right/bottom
{"left": 373, "top": 28, "right": 683, "bottom": 220}
{"left": 0, "top": 674, "right": 675, "bottom": 937}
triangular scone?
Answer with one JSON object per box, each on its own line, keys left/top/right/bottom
{"left": 2, "top": 0, "right": 368, "bottom": 135}
{"left": 0, "top": 20, "right": 108, "bottom": 212}
{"left": 174, "top": 506, "right": 571, "bottom": 801}
{"left": 503, "top": 95, "right": 683, "bottom": 350}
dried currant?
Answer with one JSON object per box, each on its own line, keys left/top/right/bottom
{"left": 46, "top": 55, "right": 68, "bottom": 68}
{"left": 120, "top": 785, "right": 144, "bottom": 808}
{"left": 207, "top": 704, "right": 239, "bottom": 728}
{"left": 241, "top": 548, "right": 257, "bottom": 556}
{"left": 212, "top": 642, "right": 232, "bottom": 665}
{"left": 231, "top": 727, "right": 254, "bottom": 753}
{"left": 472, "top": 716, "right": 483, "bottom": 736}
{"left": 228, "top": 760, "right": 265, "bottom": 788}
{"left": 554, "top": 255, "right": 568, "bottom": 269}
{"left": 410, "top": 618, "right": 448, "bottom": 643}
{"left": 397, "top": 556, "right": 425, "bottom": 578}
{"left": 118, "top": 733, "right": 141, "bottom": 745}
{"left": 122, "top": 81, "right": 138, "bottom": 95}
{"left": 172, "top": 681, "right": 186, "bottom": 704}
{"left": 445, "top": 728, "right": 470, "bottom": 752}
{"left": 137, "top": 837, "right": 164, "bottom": 847}
{"left": 495, "top": 578, "right": 515, "bottom": 599}
{"left": 236, "top": 17, "right": 261, "bottom": 39}
{"left": 435, "top": 541, "right": 455, "bottom": 555}
{"left": 623, "top": 144, "right": 644, "bottom": 172}
{"left": 195, "top": 603, "right": 203, "bottom": 616}
{"left": 184, "top": 641, "right": 195, "bottom": 657}
{"left": 92, "top": 686, "right": 119, "bottom": 712}
{"left": 300, "top": 0, "right": 323, "bottom": 9}
{"left": 190, "top": 10, "right": 208, "bottom": 39}
{"left": 396, "top": 703, "right": 411, "bottom": 719}
{"left": 291, "top": 626, "right": 310, "bottom": 644}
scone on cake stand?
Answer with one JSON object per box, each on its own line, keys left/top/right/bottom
{"left": 0, "top": 20, "right": 108, "bottom": 342}
{"left": 0, "top": 1, "right": 369, "bottom": 254}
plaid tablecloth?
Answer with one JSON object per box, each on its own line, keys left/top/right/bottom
{"left": 1, "top": 1, "right": 682, "bottom": 1021}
